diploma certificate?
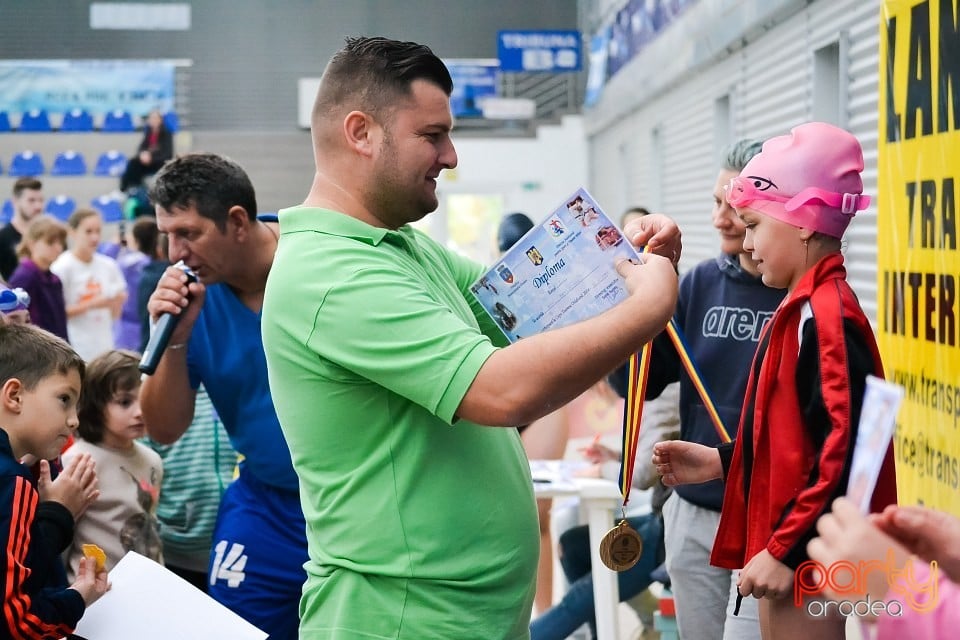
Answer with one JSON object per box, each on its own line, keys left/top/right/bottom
{"left": 472, "top": 187, "right": 638, "bottom": 342}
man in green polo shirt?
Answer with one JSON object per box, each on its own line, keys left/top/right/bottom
{"left": 261, "top": 36, "right": 681, "bottom": 640}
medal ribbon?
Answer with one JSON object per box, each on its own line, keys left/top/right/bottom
{"left": 618, "top": 263, "right": 731, "bottom": 507}
{"left": 617, "top": 342, "right": 651, "bottom": 507}
{"left": 663, "top": 319, "right": 732, "bottom": 443}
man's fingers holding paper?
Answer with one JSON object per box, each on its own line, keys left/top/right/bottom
{"left": 623, "top": 213, "right": 682, "bottom": 264}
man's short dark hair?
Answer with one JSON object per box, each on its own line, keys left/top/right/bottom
{"left": 12, "top": 177, "right": 42, "bottom": 198}
{"left": 149, "top": 152, "right": 258, "bottom": 230}
{"left": 0, "top": 324, "right": 84, "bottom": 391}
{"left": 313, "top": 36, "right": 453, "bottom": 125}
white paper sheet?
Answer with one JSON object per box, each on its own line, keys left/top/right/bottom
{"left": 847, "top": 375, "right": 904, "bottom": 513}
{"left": 73, "top": 551, "right": 268, "bottom": 640}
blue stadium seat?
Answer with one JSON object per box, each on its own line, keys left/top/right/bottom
{"left": 60, "top": 108, "right": 94, "bottom": 132}
{"left": 51, "top": 150, "right": 88, "bottom": 176}
{"left": 91, "top": 195, "right": 124, "bottom": 223}
{"left": 0, "top": 200, "right": 12, "bottom": 225}
{"left": 8, "top": 151, "right": 45, "bottom": 177}
{"left": 45, "top": 195, "right": 77, "bottom": 222}
{"left": 93, "top": 150, "right": 128, "bottom": 177}
{"left": 19, "top": 109, "right": 52, "bottom": 132}
{"left": 163, "top": 111, "right": 179, "bottom": 132}
{"left": 102, "top": 109, "right": 135, "bottom": 132}
{"left": 0, "top": 112, "right": 10, "bottom": 133}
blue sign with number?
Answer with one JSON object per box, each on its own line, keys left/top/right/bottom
{"left": 497, "top": 30, "right": 581, "bottom": 73}
{"left": 445, "top": 59, "right": 499, "bottom": 117}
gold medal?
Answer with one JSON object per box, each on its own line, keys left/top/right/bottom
{"left": 599, "top": 519, "right": 643, "bottom": 572}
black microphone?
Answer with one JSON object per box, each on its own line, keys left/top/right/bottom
{"left": 139, "top": 263, "right": 198, "bottom": 375}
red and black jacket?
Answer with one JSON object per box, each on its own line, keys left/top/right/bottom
{"left": 712, "top": 253, "right": 897, "bottom": 570}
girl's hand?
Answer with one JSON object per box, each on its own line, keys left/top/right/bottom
{"left": 652, "top": 441, "right": 722, "bottom": 486}
{"left": 737, "top": 549, "right": 794, "bottom": 600}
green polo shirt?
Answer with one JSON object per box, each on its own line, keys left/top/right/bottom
{"left": 262, "top": 206, "right": 538, "bottom": 640}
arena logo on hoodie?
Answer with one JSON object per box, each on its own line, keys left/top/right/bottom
{"left": 701, "top": 306, "right": 774, "bottom": 342}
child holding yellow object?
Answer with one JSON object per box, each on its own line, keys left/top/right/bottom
{"left": 0, "top": 324, "right": 109, "bottom": 637}
{"left": 63, "top": 350, "right": 163, "bottom": 580}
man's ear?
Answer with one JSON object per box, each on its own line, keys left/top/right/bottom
{"left": 225, "top": 206, "right": 252, "bottom": 240}
{"left": 343, "top": 110, "right": 380, "bottom": 158}
{"left": 1, "top": 378, "right": 23, "bottom": 414}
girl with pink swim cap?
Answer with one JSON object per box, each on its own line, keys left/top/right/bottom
{"left": 653, "top": 122, "right": 898, "bottom": 640}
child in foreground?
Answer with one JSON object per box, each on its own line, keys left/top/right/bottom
{"left": 653, "top": 122, "right": 897, "bottom": 640}
{"left": 0, "top": 323, "right": 109, "bottom": 637}
{"left": 62, "top": 349, "right": 164, "bottom": 580}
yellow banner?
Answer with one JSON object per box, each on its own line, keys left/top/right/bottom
{"left": 878, "top": 0, "right": 960, "bottom": 514}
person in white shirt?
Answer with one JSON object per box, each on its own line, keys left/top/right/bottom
{"left": 51, "top": 209, "right": 126, "bottom": 361}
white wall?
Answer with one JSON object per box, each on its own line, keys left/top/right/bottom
{"left": 416, "top": 114, "right": 590, "bottom": 262}
{"left": 441, "top": 115, "right": 589, "bottom": 216}
{"left": 582, "top": 0, "right": 882, "bottom": 322}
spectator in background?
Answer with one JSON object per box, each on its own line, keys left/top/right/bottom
{"left": 137, "top": 231, "right": 171, "bottom": 353}
{"left": 496, "top": 211, "right": 534, "bottom": 255}
{"left": 0, "top": 177, "right": 45, "bottom": 280}
{"left": 620, "top": 206, "right": 651, "bottom": 230}
{"left": 52, "top": 209, "right": 127, "bottom": 361}
{"left": 120, "top": 109, "right": 174, "bottom": 194}
{"left": 114, "top": 216, "right": 158, "bottom": 351}
{"left": 9, "top": 215, "right": 69, "bottom": 340}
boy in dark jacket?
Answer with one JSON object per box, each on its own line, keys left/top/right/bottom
{"left": 0, "top": 323, "right": 108, "bottom": 638}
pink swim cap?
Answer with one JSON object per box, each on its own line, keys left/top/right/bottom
{"left": 725, "top": 122, "right": 870, "bottom": 238}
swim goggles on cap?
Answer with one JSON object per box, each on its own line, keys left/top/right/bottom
{"left": 725, "top": 175, "right": 870, "bottom": 214}
{"left": 0, "top": 287, "right": 30, "bottom": 313}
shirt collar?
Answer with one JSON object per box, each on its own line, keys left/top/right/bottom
{"left": 278, "top": 205, "right": 416, "bottom": 247}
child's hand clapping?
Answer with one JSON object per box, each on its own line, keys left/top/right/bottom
{"left": 37, "top": 454, "right": 100, "bottom": 519}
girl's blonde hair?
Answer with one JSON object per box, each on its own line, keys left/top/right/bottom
{"left": 16, "top": 214, "right": 68, "bottom": 258}
{"left": 66, "top": 207, "right": 101, "bottom": 230}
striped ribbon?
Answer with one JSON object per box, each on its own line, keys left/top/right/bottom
{"left": 617, "top": 307, "right": 731, "bottom": 507}
{"left": 663, "top": 319, "right": 732, "bottom": 443}
{"left": 618, "top": 341, "right": 652, "bottom": 505}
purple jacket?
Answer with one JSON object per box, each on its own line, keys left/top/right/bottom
{"left": 9, "top": 259, "right": 69, "bottom": 341}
